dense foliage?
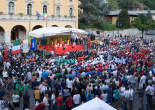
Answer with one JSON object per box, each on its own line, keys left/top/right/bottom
{"left": 79, "top": 0, "right": 155, "bottom": 30}
{"left": 79, "top": 0, "right": 110, "bottom": 25}
{"left": 116, "top": 10, "right": 130, "bottom": 29}
{"left": 133, "top": 14, "right": 152, "bottom": 38}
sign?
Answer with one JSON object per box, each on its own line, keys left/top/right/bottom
{"left": 23, "top": 40, "right": 29, "bottom": 53}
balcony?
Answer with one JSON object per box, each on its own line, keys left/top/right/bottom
{"left": 0, "top": 14, "right": 77, "bottom": 22}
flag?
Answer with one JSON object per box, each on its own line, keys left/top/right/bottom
{"left": 4, "top": 48, "right": 8, "bottom": 58}
{"left": 12, "top": 40, "right": 20, "bottom": 54}
{"left": 30, "top": 38, "right": 37, "bottom": 50}
{"left": 43, "top": 13, "right": 48, "bottom": 19}
{"left": 36, "top": 11, "right": 41, "bottom": 19}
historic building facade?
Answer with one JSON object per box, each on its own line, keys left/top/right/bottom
{"left": 0, "top": 0, "right": 78, "bottom": 43}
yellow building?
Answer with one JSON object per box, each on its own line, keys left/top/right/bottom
{"left": 0, "top": 0, "right": 79, "bottom": 43}
{"left": 105, "top": 10, "right": 155, "bottom": 24}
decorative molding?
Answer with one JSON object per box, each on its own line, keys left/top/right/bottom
{"left": 26, "top": 0, "right": 34, "bottom": 15}
{"left": 42, "top": 1, "right": 49, "bottom": 6}
{"left": 25, "top": 0, "right": 34, "bottom": 4}
{"left": 42, "top": 1, "right": 49, "bottom": 15}
{"left": 7, "top": 0, "right": 16, "bottom": 14}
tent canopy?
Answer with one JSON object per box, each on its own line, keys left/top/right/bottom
{"left": 72, "top": 97, "right": 116, "bottom": 110}
{"left": 29, "top": 27, "right": 87, "bottom": 38}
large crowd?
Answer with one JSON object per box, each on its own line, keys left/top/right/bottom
{"left": 0, "top": 35, "right": 155, "bottom": 110}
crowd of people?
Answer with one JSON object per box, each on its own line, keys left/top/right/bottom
{"left": 0, "top": 35, "right": 154, "bottom": 110}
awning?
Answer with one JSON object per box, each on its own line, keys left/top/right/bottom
{"left": 72, "top": 97, "right": 116, "bottom": 110}
{"left": 29, "top": 27, "right": 87, "bottom": 38}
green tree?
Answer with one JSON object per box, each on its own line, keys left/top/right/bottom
{"left": 79, "top": 0, "right": 110, "bottom": 25}
{"left": 108, "top": 0, "right": 119, "bottom": 10}
{"left": 118, "top": 0, "right": 143, "bottom": 10}
{"left": 116, "top": 9, "right": 130, "bottom": 29}
{"left": 146, "top": 10, "right": 152, "bottom": 20}
{"left": 133, "top": 14, "right": 151, "bottom": 38}
{"left": 143, "top": 0, "right": 155, "bottom": 10}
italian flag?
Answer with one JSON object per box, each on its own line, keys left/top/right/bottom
{"left": 12, "top": 40, "right": 21, "bottom": 54}
{"left": 43, "top": 13, "right": 48, "bottom": 19}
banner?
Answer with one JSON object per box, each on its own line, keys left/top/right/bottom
{"left": 23, "top": 40, "right": 29, "bottom": 53}
{"left": 30, "top": 38, "right": 37, "bottom": 50}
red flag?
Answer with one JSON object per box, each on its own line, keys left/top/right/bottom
{"left": 4, "top": 48, "right": 8, "bottom": 59}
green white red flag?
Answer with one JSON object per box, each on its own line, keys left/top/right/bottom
{"left": 12, "top": 40, "right": 21, "bottom": 54}
{"left": 43, "top": 13, "right": 48, "bottom": 19}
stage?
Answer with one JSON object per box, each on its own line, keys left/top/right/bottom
{"left": 38, "top": 44, "right": 84, "bottom": 55}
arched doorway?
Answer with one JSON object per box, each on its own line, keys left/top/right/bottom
{"left": 65, "top": 25, "right": 72, "bottom": 28}
{"left": 51, "top": 25, "right": 58, "bottom": 27}
{"left": 11, "top": 25, "right": 26, "bottom": 41}
{"left": 32, "top": 25, "right": 43, "bottom": 30}
{"left": 0, "top": 26, "right": 5, "bottom": 43}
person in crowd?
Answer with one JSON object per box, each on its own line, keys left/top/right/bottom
{"left": 0, "top": 35, "right": 154, "bottom": 110}
{"left": 12, "top": 91, "right": 20, "bottom": 109}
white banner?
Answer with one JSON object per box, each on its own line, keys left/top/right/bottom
{"left": 23, "top": 40, "right": 29, "bottom": 53}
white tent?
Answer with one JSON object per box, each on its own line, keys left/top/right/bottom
{"left": 29, "top": 27, "right": 87, "bottom": 38}
{"left": 72, "top": 97, "right": 116, "bottom": 110}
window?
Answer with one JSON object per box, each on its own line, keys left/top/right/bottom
{"left": 69, "top": 8, "right": 73, "bottom": 16}
{"left": 8, "top": 2, "right": 15, "bottom": 14}
{"left": 56, "top": 6, "right": 60, "bottom": 16}
{"left": 27, "top": 4, "right": 32, "bottom": 15}
{"left": 43, "top": 5, "right": 47, "bottom": 14}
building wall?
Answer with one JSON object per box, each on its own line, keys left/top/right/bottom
{"left": 109, "top": 16, "right": 137, "bottom": 24}
{"left": 152, "top": 14, "right": 155, "bottom": 20}
{"left": 0, "top": 0, "right": 78, "bottom": 43}
{"left": 112, "top": 16, "right": 117, "bottom": 24}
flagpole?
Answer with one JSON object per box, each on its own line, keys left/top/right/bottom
{"left": 43, "top": 34, "right": 45, "bottom": 58}
{"left": 46, "top": 19, "right": 47, "bottom": 27}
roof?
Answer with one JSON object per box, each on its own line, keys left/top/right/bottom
{"left": 29, "top": 27, "right": 87, "bottom": 38}
{"left": 146, "top": 30, "right": 155, "bottom": 35}
{"left": 72, "top": 97, "right": 116, "bottom": 110}
{"left": 107, "top": 10, "right": 155, "bottom": 16}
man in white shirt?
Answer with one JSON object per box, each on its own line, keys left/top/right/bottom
{"left": 139, "top": 74, "right": 146, "bottom": 89}
{"left": 66, "top": 78, "right": 73, "bottom": 89}
{"left": 73, "top": 93, "right": 81, "bottom": 106}
{"left": 145, "top": 83, "right": 154, "bottom": 110}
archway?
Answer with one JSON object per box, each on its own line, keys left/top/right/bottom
{"left": 32, "top": 25, "right": 43, "bottom": 30}
{"left": 51, "top": 25, "right": 58, "bottom": 27}
{"left": 0, "top": 26, "right": 5, "bottom": 43}
{"left": 65, "top": 25, "right": 72, "bottom": 28}
{"left": 11, "top": 25, "right": 26, "bottom": 41}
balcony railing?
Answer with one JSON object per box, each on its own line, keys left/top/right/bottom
{"left": 0, "top": 14, "right": 77, "bottom": 22}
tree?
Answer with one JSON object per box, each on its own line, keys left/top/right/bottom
{"left": 133, "top": 14, "right": 151, "bottom": 38}
{"left": 108, "top": 0, "right": 119, "bottom": 10}
{"left": 146, "top": 10, "right": 152, "bottom": 20}
{"left": 116, "top": 9, "right": 130, "bottom": 29}
{"left": 118, "top": 0, "right": 143, "bottom": 10}
{"left": 143, "top": 0, "right": 155, "bottom": 10}
{"left": 79, "top": 0, "right": 110, "bottom": 25}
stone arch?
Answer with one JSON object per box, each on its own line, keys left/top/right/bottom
{"left": 32, "top": 25, "right": 43, "bottom": 30}
{"left": 65, "top": 25, "right": 72, "bottom": 28}
{"left": 0, "top": 26, "right": 5, "bottom": 43}
{"left": 11, "top": 25, "right": 26, "bottom": 41}
{"left": 51, "top": 25, "right": 58, "bottom": 27}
